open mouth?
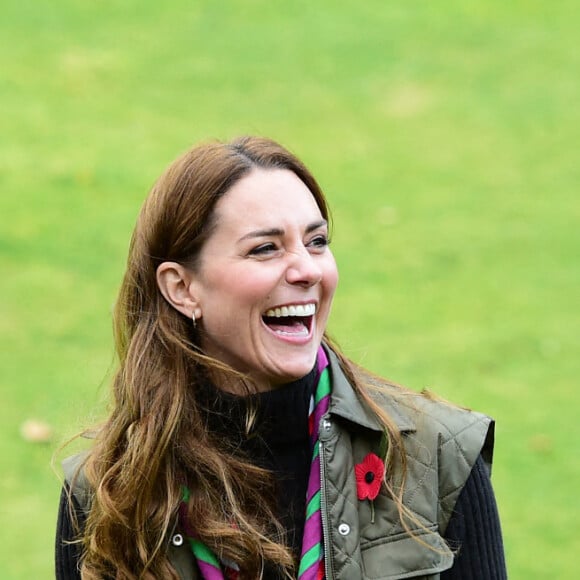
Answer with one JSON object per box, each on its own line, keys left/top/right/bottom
{"left": 262, "top": 303, "right": 316, "bottom": 337}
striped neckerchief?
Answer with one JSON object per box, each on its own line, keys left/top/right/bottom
{"left": 181, "top": 346, "right": 330, "bottom": 579}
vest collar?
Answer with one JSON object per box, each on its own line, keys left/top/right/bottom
{"left": 325, "top": 346, "right": 416, "bottom": 434}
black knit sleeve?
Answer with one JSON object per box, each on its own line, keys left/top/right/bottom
{"left": 55, "top": 486, "right": 84, "bottom": 580}
{"left": 442, "top": 455, "right": 507, "bottom": 579}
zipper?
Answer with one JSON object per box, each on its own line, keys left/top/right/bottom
{"left": 319, "top": 419, "right": 335, "bottom": 580}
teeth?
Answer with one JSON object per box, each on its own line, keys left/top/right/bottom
{"left": 265, "top": 303, "right": 316, "bottom": 317}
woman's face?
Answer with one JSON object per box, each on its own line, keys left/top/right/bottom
{"left": 192, "top": 168, "right": 338, "bottom": 390}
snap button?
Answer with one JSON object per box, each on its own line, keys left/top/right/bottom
{"left": 323, "top": 419, "right": 332, "bottom": 432}
{"left": 171, "top": 533, "right": 184, "bottom": 546}
{"left": 338, "top": 523, "right": 350, "bottom": 536}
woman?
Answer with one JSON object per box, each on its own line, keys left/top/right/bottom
{"left": 56, "top": 136, "right": 506, "bottom": 579}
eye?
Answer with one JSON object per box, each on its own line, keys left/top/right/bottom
{"left": 308, "top": 234, "right": 330, "bottom": 250}
{"left": 248, "top": 242, "right": 278, "bottom": 256}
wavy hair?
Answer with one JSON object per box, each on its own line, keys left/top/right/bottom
{"left": 74, "top": 136, "right": 412, "bottom": 578}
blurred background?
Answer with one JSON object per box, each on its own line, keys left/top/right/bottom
{"left": 1, "top": 0, "right": 578, "bottom": 577}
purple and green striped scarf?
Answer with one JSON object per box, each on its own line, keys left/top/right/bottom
{"left": 180, "top": 347, "right": 330, "bottom": 579}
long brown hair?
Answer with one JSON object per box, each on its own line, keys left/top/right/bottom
{"left": 76, "top": 136, "right": 411, "bottom": 578}
{"left": 78, "top": 137, "right": 331, "bottom": 578}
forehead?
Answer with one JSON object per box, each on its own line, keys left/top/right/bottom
{"left": 213, "top": 168, "right": 323, "bottom": 231}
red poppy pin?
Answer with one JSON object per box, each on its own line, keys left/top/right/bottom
{"left": 355, "top": 452, "right": 385, "bottom": 523}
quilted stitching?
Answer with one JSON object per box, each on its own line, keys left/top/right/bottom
{"left": 323, "top": 359, "right": 493, "bottom": 578}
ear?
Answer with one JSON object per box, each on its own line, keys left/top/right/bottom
{"left": 156, "top": 262, "right": 202, "bottom": 321}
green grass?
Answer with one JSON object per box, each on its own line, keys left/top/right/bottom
{"left": 1, "top": 1, "right": 578, "bottom": 577}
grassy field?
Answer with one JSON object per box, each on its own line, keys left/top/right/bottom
{"left": 1, "top": 1, "right": 578, "bottom": 577}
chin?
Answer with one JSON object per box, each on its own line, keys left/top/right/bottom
{"left": 271, "top": 355, "right": 318, "bottom": 384}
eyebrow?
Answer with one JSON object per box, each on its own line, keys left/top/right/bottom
{"left": 238, "top": 219, "right": 328, "bottom": 243}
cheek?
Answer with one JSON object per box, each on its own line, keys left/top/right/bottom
{"left": 203, "top": 266, "right": 277, "bottom": 311}
{"left": 228, "top": 273, "right": 278, "bottom": 307}
{"left": 322, "top": 257, "right": 339, "bottom": 296}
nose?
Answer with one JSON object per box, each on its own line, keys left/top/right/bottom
{"left": 285, "top": 248, "right": 323, "bottom": 287}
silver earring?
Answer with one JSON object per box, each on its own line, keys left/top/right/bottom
{"left": 192, "top": 312, "right": 197, "bottom": 329}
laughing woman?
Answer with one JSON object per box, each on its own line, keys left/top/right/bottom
{"left": 56, "top": 137, "right": 507, "bottom": 579}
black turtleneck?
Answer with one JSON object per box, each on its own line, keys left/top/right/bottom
{"left": 196, "top": 364, "right": 318, "bottom": 555}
